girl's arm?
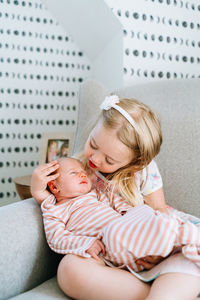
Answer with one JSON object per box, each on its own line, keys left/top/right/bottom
{"left": 144, "top": 187, "right": 168, "bottom": 214}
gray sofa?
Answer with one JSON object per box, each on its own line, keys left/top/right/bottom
{"left": 0, "top": 79, "right": 199, "bottom": 299}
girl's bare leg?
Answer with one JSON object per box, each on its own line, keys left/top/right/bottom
{"left": 146, "top": 273, "right": 200, "bottom": 300}
{"left": 57, "top": 254, "right": 150, "bottom": 300}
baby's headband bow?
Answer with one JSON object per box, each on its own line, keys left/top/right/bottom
{"left": 100, "top": 95, "right": 137, "bottom": 129}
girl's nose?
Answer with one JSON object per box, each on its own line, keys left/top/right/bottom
{"left": 91, "top": 153, "right": 102, "bottom": 167}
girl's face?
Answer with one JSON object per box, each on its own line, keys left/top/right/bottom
{"left": 84, "top": 120, "right": 133, "bottom": 174}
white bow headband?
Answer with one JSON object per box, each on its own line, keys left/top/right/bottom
{"left": 100, "top": 95, "right": 137, "bottom": 129}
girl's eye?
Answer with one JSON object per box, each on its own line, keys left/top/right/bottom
{"left": 90, "top": 140, "right": 98, "bottom": 150}
{"left": 105, "top": 158, "right": 114, "bottom": 165}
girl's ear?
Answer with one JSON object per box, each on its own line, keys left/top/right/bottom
{"left": 48, "top": 180, "right": 59, "bottom": 194}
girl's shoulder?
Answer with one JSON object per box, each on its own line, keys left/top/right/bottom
{"left": 135, "top": 159, "right": 160, "bottom": 179}
{"left": 135, "top": 160, "right": 163, "bottom": 195}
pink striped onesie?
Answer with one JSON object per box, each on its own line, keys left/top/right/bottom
{"left": 41, "top": 189, "right": 200, "bottom": 273}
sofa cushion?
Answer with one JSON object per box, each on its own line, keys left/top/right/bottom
{"left": 0, "top": 198, "right": 61, "bottom": 300}
{"left": 9, "top": 277, "right": 72, "bottom": 300}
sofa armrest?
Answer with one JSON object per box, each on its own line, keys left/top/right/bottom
{"left": 0, "top": 198, "right": 61, "bottom": 300}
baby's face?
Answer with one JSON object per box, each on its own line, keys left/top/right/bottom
{"left": 55, "top": 158, "right": 92, "bottom": 199}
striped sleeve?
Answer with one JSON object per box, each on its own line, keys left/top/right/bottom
{"left": 104, "top": 190, "right": 132, "bottom": 214}
{"left": 41, "top": 195, "right": 98, "bottom": 257}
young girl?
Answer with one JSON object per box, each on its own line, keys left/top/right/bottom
{"left": 32, "top": 96, "right": 200, "bottom": 300}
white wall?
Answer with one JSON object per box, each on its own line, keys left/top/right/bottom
{"left": 0, "top": 1, "right": 91, "bottom": 206}
{"left": 105, "top": 0, "right": 200, "bottom": 85}
{"left": 42, "top": 0, "right": 124, "bottom": 89}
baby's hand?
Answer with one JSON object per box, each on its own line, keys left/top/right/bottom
{"left": 136, "top": 255, "right": 164, "bottom": 269}
{"left": 86, "top": 239, "right": 105, "bottom": 260}
{"left": 31, "top": 161, "right": 60, "bottom": 204}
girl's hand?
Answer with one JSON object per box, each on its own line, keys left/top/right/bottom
{"left": 136, "top": 255, "right": 164, "bottom": 269}
{"left": 31, "top": 160, "right": 60, "bottom": 204}
{"left": 86, "top": 240, "right": 106, "bottom": 260}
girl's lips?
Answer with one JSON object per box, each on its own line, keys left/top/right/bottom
{"left": 89, "top": 160, "right": 97, "bottom": 169}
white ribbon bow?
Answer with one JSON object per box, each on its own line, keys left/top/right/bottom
{"left": 99, "top": 95, "right": 137, "bottom": 130}
{"left": 100, "top": 95, "right": 119, "bottom": 110}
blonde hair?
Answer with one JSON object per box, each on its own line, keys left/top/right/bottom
{"left": 103, "top": 98, "right": 162, "bottom": 205}
{"left": 77, "top": 98, "right": 162, "bottom": 206}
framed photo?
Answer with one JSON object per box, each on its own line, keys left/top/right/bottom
{"left": 39, "top": 132, "right": 75, "bottom": 164}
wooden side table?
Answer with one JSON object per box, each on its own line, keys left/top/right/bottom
{"left": 13, "top": 175, "right": 32, "bottom": 200}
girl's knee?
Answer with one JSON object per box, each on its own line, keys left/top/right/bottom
{"left": 57, "top": 254, "right": 82, "bottom": 297}
{"left": 57, "top": 254, "right": 106, "bottom": 298}
{"left": 146, "top": 273, "right": 200, "bottom": 300}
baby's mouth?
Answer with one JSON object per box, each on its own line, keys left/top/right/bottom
{"left": 89, "top": 160, "right": 97, "bottom": 169}
{"left": 80, "top": 180, "right": 88, "bottom": 184}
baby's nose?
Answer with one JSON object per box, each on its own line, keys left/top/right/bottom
{"left": 79, "top": 171, "right": 87, "bottom": 178}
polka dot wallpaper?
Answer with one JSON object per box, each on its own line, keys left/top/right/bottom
{"left": 0, "top": 0, "right": 91, "bottom": 206}
{"left": 105, "top": 0, "right": 200, "bottom": 85}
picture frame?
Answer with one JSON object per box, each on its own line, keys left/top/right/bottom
{"left": 39, "top": 131, "right": 75, "bottom": 164}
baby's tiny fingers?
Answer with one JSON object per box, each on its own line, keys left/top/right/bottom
{"left": 95, "top": 240, "right": 105, "bottom": 256}
{"left": 89, "top": 249, "right": 100, "bottom": 261}
{"left": 136, "top": 259, "right": 154, "bottom": 270}
{"left": 100, "top": 242, "right": 105, "bottom": 255}
{"left": 92, "top": 253, "right": 100, "bottom": 260}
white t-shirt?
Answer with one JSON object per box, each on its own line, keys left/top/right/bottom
{"left": 135, "top": 160, "right": 163, "bottom": 196}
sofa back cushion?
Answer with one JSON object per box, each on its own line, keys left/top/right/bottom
{"left": 74, "top": 79, "right": 109, "bottom": 154}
